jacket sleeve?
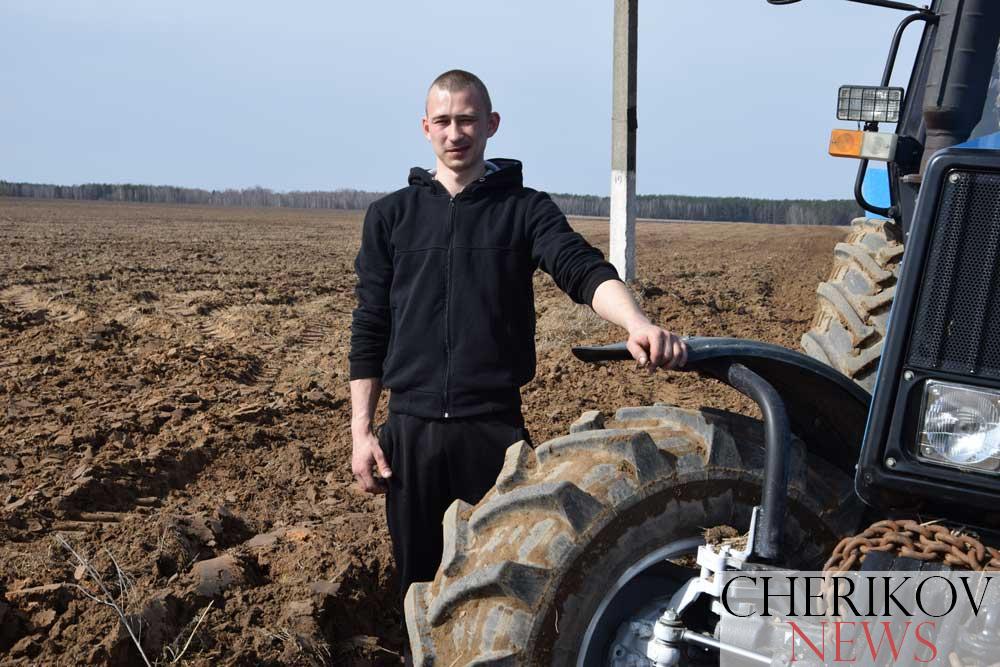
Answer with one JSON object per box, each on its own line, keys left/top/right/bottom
{"left": 527, "top": 193, "right": 621, "bottom": 306}
{"left": 349, "top": 203, "right": 393, "bottom": 380}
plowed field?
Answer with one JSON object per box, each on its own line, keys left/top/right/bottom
{"left": 0, "top": 198, "right": 846, "bottom": 665}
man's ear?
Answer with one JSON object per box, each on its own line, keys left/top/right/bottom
{"left": 487, "top": 111, "right": 500, "bottom": 138}
{"left": 421, "top": 116, "right": 431, "bottom": 141}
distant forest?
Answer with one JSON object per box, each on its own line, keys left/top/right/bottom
{"left": 0, "top": 181, "right": 861, "bottom": 226}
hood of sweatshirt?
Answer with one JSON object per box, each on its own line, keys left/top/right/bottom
{"left": 407, "top": 158, "right": 523, "bottom": 195}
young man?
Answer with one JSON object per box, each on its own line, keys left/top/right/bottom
{"left": 349, "top": 69, "right": 686, "bottom": 624}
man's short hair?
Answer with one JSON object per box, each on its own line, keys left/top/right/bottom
{"left": 428, "top": 69, "right": 492, "bottom": 114}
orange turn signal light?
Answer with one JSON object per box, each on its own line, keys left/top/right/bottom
{"left": 829, "top": 129, "right": 864, "bottom": 158}
{"left": 829, "top": 129, "right": 898, "bottom": 162}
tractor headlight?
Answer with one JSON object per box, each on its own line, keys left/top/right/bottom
{"left": 916, "top": 380, "right": 1000, "bottom": 472}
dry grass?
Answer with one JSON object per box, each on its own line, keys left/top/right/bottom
{"left": 534, "top": 288, "right": 613, "bottom": 353}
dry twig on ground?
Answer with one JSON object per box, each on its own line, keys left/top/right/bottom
{"left": 56, "top": 533, "right": 216, "bottom": 666}
{"left": 161, "top": 600, "right": 213, "bottom": 664}
{"left": 55, "top": 533, "right": 152, "bottom": 667}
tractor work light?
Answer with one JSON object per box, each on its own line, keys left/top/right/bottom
{"left": 915, "top": 380, "right": 1000, "bottom": 474}
{"left": 837, "top": 85, "right": 903, "bottom": 123}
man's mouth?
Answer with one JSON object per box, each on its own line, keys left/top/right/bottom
{"left": 446, "top": 146, "right": 469, "bottom": 154}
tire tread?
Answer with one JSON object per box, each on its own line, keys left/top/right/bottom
{"left": 406, "top": 405, "right": 860, "bottom": 665}
{"left": 802, "top": 217, "right": 902, "bottom": 391}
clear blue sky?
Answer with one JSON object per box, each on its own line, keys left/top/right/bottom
{"left": 1, "top": 1, "right": 920, "bottom": 199}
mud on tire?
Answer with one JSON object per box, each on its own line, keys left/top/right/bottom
{"left": 801, "top": 217, "right": 903, "bottom": 392}
{"left": 404, "top": 404, "right": 864, "bottom": 665}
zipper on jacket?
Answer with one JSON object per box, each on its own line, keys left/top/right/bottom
{"left": 443, "top": 198, "right": 456, "bottom": 418}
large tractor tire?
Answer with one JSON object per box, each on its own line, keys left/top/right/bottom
{"left": 405, "top": 404, "right": 864, "bottom": 666}
{"left": 801, "top": 217, "right": 904, "bottom": 392}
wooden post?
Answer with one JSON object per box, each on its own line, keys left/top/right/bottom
{"left": 610, "top": 0, "right": 637, "bottom": 282}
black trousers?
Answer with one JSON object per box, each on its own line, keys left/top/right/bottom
{"left": 379, "top": 410, "right": 531, "bottom": 607}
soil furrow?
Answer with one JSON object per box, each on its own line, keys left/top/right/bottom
{"left": 0, "top": 198, "right": 845, "bottom": 665}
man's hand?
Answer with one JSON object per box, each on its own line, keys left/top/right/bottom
{"left": 626, "top": 320, "right": 688, "bottom": 372}
{"left": 590, "top": 279, "right": 688, "bottom": 373}
{"left": 349, "top": 378, "right": 391, "bottom": 494}
{"left": 351, "top": 428, "right": 392, "bottom": 494}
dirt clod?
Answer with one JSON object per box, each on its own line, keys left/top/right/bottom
{"left": 188, "top": 554, "right": 246, "bottom": 599}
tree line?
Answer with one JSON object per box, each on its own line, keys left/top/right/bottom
{"left": 549, "top": 193, "right": 860, "bottom": 226}
{"left": 0, "top": 181, "right": 860, "bottom": 225}
{"left": 0, "top": 181, "right": 378, "bottom": 210}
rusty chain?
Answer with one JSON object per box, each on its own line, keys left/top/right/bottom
{"left": 821, "top": 520, "right": 1000, "bottom": 667}
{"left": 823, "top": 519, "right": 1000, "bottom": 573}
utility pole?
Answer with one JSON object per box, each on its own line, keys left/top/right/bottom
{"left": 610, "top": 0, "right": 637, "bottom": 281}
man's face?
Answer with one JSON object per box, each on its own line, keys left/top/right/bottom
{"left": 422, "top": 86, "right": 500, "bottom": 174}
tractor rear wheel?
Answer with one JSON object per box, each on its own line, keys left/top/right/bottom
{"left": 801, "top": 217, "right": 903, "bottom": 392}
{"left": 404, "top": 404, "right": 863, "bottom": 666}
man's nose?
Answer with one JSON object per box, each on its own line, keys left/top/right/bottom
{"left": 446, "top": 121, "right": 464, "bottom": 143}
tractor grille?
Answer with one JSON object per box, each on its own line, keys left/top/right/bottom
{"left": 907, "top": 169, "right": 1000, "bottom": 378}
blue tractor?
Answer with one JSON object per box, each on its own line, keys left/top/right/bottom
{"left": 406, "top": 1, "right": 1000, "bottom": 664}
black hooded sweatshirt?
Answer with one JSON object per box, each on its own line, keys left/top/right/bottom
{"left": 349, "top": 158, "right": 620, "bottom": 419}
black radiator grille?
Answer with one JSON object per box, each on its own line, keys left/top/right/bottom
{"left": 908, "top": 170, "right": 1000, "bottom": 378}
